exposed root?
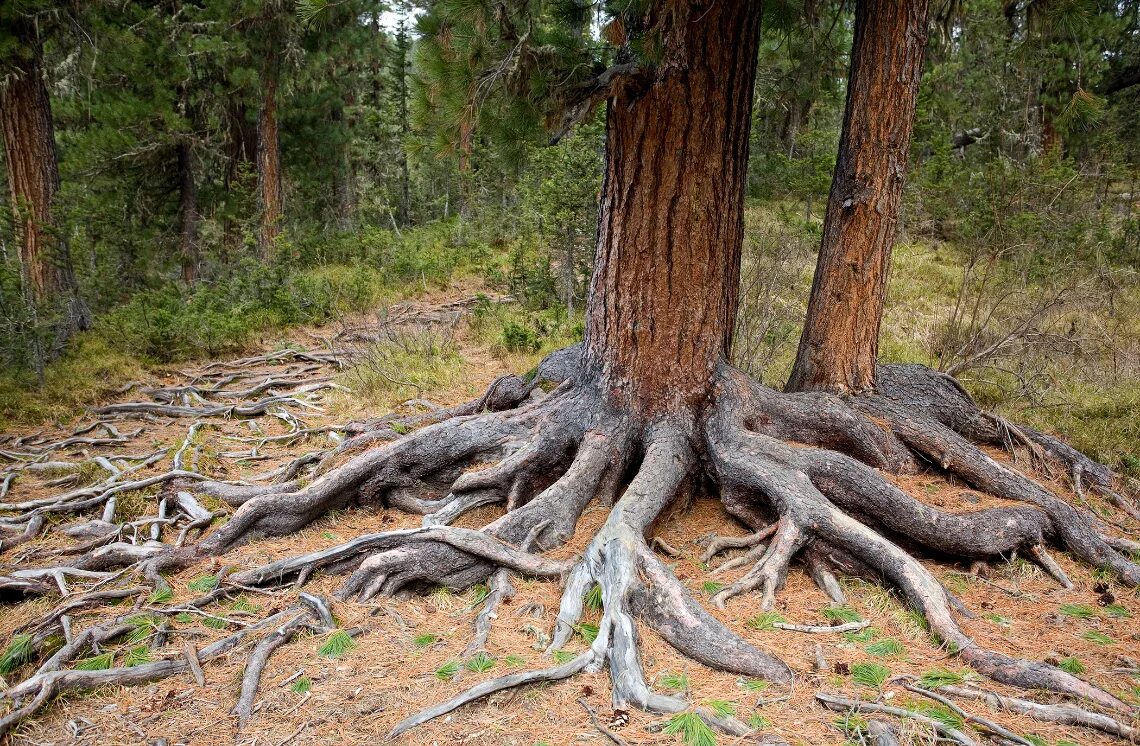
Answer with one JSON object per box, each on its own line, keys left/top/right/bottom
{"left": 816, "top": 692, "right": 980, "bottom": 746}
{"left": 3, "top": 345, "right": 1139, "bottom": 742}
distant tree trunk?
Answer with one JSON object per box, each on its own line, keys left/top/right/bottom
{"left": 787, "top": 0, "right": 929, "bottom": 395}
{"left": 177, "top": 138, "right": 200, "bottom": 283}
{"left": 397, "top": 20, "right": 411, "bottom": 226}
{"left": 256, "top": 50, "right": 283, "bottom": 259}
{"left": 222, "top": 101, "right": 255, "bottom": 260}
{"left": 330, "top": 96, "right": 356, "bottom": 231}
{"left": 583, "top": 0, "right": 762, "bottom": 417}
{"left": 0, "top": 27, "right": 88, "bottom": 329}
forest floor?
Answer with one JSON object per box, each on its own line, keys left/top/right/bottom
{"left": 1, "top": 279, "right": 1139, "bottom": 746}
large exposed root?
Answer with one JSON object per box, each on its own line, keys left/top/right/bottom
{"left": 2, "top": 346, "right": 1139, "bottom": 742}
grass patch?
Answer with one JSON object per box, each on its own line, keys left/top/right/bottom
{"left": 574, "top": 622, "right": 599, "bottom": 644}
{"left": 123, "top": 645, "right": 152, "bottom": 667}
{"left": 864, "top": 638, "right": 905, "bottom": 657}
{"left": 413, "top": 633, "right": 438, "bottom": 647}
{"left": 291, "top": 676, "right": 312, "bottom": 693}
{"left": 851, "top": 662, "right": 891, "bottom": 689}
{"left": 702, "top": 580, "right": 724, "bottom": 595}
{"left": 745, "top": 612, "right": 786, "bottom": 631}
{"left": 738, "top": 678, "right": 769, "bottom": 692}
{"left": 584, "top": 583, "right": 603, "bottom": 611}
{"left": 1057, "top": 656, "right": 1085, "bottom": 674}
{"left": 917, "top": 668, "right": 967, "bottom": 689}
{"left": 663, "top": 712, "right": 717, "bottom": 746}
{"left": 465, "top": 652, "right": 495, "bottom": 673}
{"left": 317, "top": 630, "right": 357, "bottom": 658}
{"left": 186, "top": 574, "right": 218, "bottom": 593}
{"left": 1082, "top": 630, "right": 1115, "bottom": 645}
{"left": 912, "top": 701, "right": 965, "bottom": 730}
{"left": 551, "top": 650, "right": 576, "bottom": 664}
{"left": 843, "top": 626, "right": 878, "bottom": 643}
{"left": 1059, "top": 603, "right": 1098, "bottom": 619}
{"left": 1104, "top": 604, "right": 1132, "bottom": 618}
{"left": 659, "top": 671, "right": 692, "bottom": 692}
{"left": 0, "top": 634, "right": 35, "bottom": 675}
{"left": 147, "top": 587, "right": 173, "bottom": 604}
{"left": 822, "top": 606, "right": 862, "bottom": 623}
{"left": 748, "top": 713, "right": 772, "bottom": 729}
{"left": 75, "top": 652, "right": 115, "bottom": 671}
{"left": 434, "top": 661, "right": 460, "bottom": 680}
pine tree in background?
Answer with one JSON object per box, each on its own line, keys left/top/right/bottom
{"left": 0, "top": 1, "right": 89, "bottom": 344}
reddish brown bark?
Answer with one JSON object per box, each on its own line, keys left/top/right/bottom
{"left": 786, "top": 0, "right": 929, "bottom": 395}
{"left": 0, "top": 31, "right": 82, "bottom": 310}
{"left": 256, "top": 52, "right": 283, "bottom": 260}
{"left": 582, "top": 0, "right": 763, "bottom": 417}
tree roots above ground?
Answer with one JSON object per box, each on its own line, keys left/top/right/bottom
{"left": 1, "top": 343, "right": 1139, "bottom": 743}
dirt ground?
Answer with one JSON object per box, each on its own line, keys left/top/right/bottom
{"left": 1, "top": 283, "right": 1138, "bottom": 746}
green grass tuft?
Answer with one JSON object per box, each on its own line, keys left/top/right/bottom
{"left": 1104, "top": 604, "right": 1132, "bottom": 618}
{"left": 574, "top": 622, "right": 599, "bottom": 644}
{"left": 1082, "top": 630, "right": 1115, "bottom": 645}
{"left": 466, "top": 652, "right": 496, "bottom": 672}
{"left": 1057, "top": 656, "right": 1085, "bottom": 674}
{"left": 584, "top": 583, "right": 603, "bottom": 611}
{"left": 843, "top": 626, "right": 878, "bottom": 643}
{"left": 552, "top": 650, "right": 576, "bottom": 664}
{"left": 187, "top": 575, "right": 218, "bottom": 593}
{"left": 745, "top": 612, "right": 786, "bottom": 631}
{"left": 864, "top": 638, "right": 905, "bottom": 657}
{"left": 851, "top": 662, "right": 891, "bottom": 689}
{"left": 705, "top": 699, "right": 735, "bottom": 717}
{"left": 917, "top": 668, "right": 967, "bottom": 689}
{"left": 738, "top": 678, "right": 769, "bottom": 692}
{"left": 123, "top": 645, "right": 152, "bottom": 667}
{"left": 748, "top": 713, "right": 772, "bottom": 729}
{"left": 435, "top": 660, "right": 460, "bottom": 680}
{"left": 147, "top": 587, "right": 173, "bottom": 604}
{"left": 663, "top": 712, "right": 718, "bottom": 746}
{"left": 1059, "top": 603, "right": 1098, "bottom": 619}
{"left": 822, "top": 605, "right": 862, "bottom": 623}
{"left": 0, "top": 634, "right": 35, "bottom": 675}
{"left": 75, "top": 652, "right": 115, "bottom": 670}
{"left": 702, "top": 580, "right": 725, "bottom": 594}
{"left": 317, "top": 630, "right": 357, "bottom": 658}
{"left": 913, "top": 702, "right": 965, "bottom": 730}
{"left": 291, "top": 676, "right": 312, "bottom": 693}
{"left": 504, "top": 654, "right": 525, "bottom": 667}
{"left": 413, "top": 633, "right": 438, "bottom": 647}
{"left": 659, "top": 671, "right": 692, "bottom": 691}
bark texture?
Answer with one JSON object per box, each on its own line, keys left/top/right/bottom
{"left": 582, "top": 0, "right": 762, "bottom": 417}
{"left": 0, "top": 26, "right": 85, "bottom": 323}
{"left": 787, "top": 0, "right": 929, "bottom": 394}
{"left": 256, "top": 51, "right": 283, "bottom": 260}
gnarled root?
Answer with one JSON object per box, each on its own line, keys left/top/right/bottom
{"left": 3, "top": 347, "right": 1139, "bottom": 741}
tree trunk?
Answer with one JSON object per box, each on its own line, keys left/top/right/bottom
{"left": 256, "top": 51, "right": 283, "bottom": 260}
{"left": 397, "top": 19, "right": 411, "bottom": 226}
{"left": 786, "top": 0, "right": 929, "bottom": 395}
{"left": 0, "top": 30, "right": 86, "bottom": 326}
{"left": 581, "top": 0, "right": 763, "bottom": 417}
{"left": 177, "top": 139, "right": 200, "bottom": 283}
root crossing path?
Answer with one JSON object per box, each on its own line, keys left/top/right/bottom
{"left": 2, "top": 327, "right": 1140, "bottom": 744}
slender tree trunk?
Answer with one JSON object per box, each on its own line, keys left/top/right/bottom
{"left": 0, "top": 30, "right": 87, "bottom": 328}
{"left": 256, "top": 50, "right": 283, "bottom": 260}
{"left": 222, "top": 101, "right": 255, "bottom": 260}
{"left": 582, "top": 0, "right": 763, "bottom": 418}
{"left": 177, "top": 138, "right": 200, "bottom": 283}
{"left": 397, "top": 20, "right": 411, "bottom": 226}
{"left": 786, "top": 0, "right": 929, "bottom": 395}
{"left": 330, "top": 97, "right": 356, "bottom": 231}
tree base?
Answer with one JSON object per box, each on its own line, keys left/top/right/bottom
{"left": 2, "top": 346, "right": 1138, "bottom": 740}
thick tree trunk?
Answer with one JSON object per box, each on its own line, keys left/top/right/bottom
{"left": 786, "top": 0, "right": 929, "bottom": 395}
{"left": 256, "top": 52, "right": 283, "bottom": 260}
{"left": 581, "top": 0, "right": 763, "bottom": 417}
{"left": 0, "top": 32, "right": 85, "bottom": 326}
